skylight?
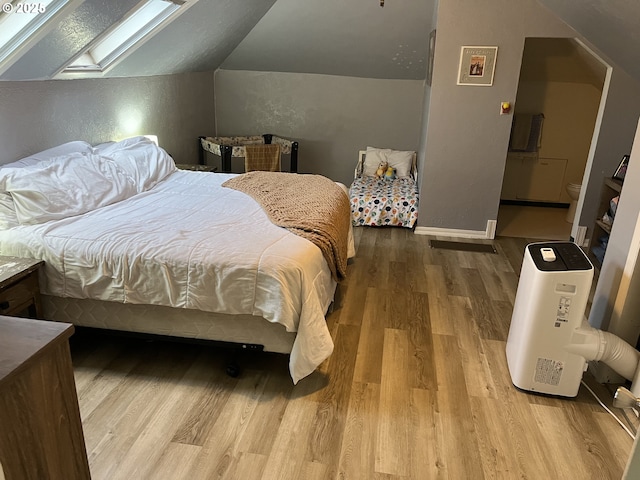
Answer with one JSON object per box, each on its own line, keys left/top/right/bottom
{"left": 0, "top": 0, "right": 69, "bottom": 68}
{"left": 64, "top": 0, "right": 185, "bottom": 73}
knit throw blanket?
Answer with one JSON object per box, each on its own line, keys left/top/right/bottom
{"left": 223, "top": 171, "right": 350, "bottom": 281}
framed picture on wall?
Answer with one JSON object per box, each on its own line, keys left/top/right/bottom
{"left": 457, "top": 46, "right": 498, "bottom": 86}
{"left": 613, "top": 154, "right": 630, "bottom": 182}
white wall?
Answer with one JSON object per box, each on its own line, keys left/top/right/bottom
{"left": 0, "top": 72, "right": 215, "bottom": 165}
{"left": 214, "top": 70, "right": 425, "bottom": 187}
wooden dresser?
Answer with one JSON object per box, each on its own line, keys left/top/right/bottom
{"left": 0, "top": 316, "right": 91, "bottom": 480}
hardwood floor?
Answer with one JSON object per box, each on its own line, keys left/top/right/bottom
{"left": 70, "top": 227, "right": 635, "bottom": 479}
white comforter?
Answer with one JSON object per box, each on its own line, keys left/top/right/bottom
{"left": 0, "top": 171, "right": 341, "bottom": 383}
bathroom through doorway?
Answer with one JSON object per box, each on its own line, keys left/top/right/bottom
{"left": 497, "top": 37, "right": 607, "bottom": 241}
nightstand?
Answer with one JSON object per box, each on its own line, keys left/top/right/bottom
{"left": 0, "top": 256, "right": 44, "bottom": 318}
{"left": 175, "top": 163, "right": 217, "bottom": 172}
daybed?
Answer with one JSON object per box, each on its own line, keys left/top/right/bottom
{"left": 349, "top": 147, "right": 419, "bottom": 228}
{"left": 199, "top": 134, "right": 298, "bottom": 173}
{"left": 0, "top": 137, "right": 354, "bottom": 384}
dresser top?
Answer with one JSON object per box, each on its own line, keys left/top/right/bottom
{"left": 0, "top": 316, "right": 73, "bottom": 386}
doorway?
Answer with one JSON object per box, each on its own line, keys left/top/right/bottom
{"left": 497, "top": 38, "right": 607, "bottom": 240}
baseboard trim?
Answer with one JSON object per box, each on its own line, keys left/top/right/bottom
{"left": 486, "top": 220, "right": 497, "bottom": 239}
{"left": 415, "top": 220, "right": 496, "bottom": 240}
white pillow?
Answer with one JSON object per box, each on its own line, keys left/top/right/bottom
{"left": 99, "top": 140, "right": 176, "bottom": 192}
{"left": 93, "top": 136, "right": 149, "bottom": 156}
{"left": 0, "top": 192, "right": 19, "bottom": 229}
{"left": 3, "top": 141, "right": 93, "bottom": 168}
{"left": 0, "top": 141, "right": 96, "bottom": 228}
{"left": 387, "top": 150, "right": 414, "bottom": 178}
{"left": 0, "top": 153, "right": 137, "bottom": 225}
{"left": 362, "top": 146, "right": 414, "bottom": 178}
{"left": 362, "top": 146, "right": 392, "bottom": 177}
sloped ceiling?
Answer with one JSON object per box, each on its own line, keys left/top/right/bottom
{"left": 519, "top": 38, "right": 607, "bottom": 88}
{"left": 107, "top": 0, "right": 276, "bottom": 78}
{"left": 0, "top": 0, "right": 432, "bottom": 81}
{"left": 537, "top": 0, "right": 640, "bottom": 82}
{"left": 1, "top": 0, "right": 278, "bottom": 80}
{"left": 3, "top": 0, "right": 140, "bottom": 80}
{"left": 1, "top": 0, "right": 639, "bottom": 84}
{"left": 220, "top": 0, "right": 434, "bottom": 80}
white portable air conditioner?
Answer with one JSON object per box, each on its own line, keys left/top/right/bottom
{"left": 506, "top": 242, "right": 594, "bottom": 397}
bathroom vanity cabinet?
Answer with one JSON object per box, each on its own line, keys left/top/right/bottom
{"left": 501, "top": 152, "right": 568, "bottom": 203}
{"left": 589, "top": 177, "right": 623, "bottom": 269}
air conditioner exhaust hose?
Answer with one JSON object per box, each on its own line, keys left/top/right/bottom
{"left": 564, "top": 322, "right": 640, "bottom": 381}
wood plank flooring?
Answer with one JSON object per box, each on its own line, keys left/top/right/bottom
{"left": 70, "top": 227, "right": 635, "bottom": 479}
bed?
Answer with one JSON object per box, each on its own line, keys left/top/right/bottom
{"left": 349, "top": 147, "right": 419, "bottom": 228}
{"left": 0, "top": 137, "right": 354, "bottom": 384}
{"left": 199, "top": 134, "right": 299, "bottom": 173}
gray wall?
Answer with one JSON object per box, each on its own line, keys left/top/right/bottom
{"left": 416, "top": 2, "right": 439, "bottom": 197}
{"left": 214, "top": 70, "right": 424, "bottom": 187}
{"left": 581, "top": 67, "right": 640, "bottom": 346}
{"left": 414, "top": 0, "right": 640, "bottom": 355}
{"left": 0, "top": 72, "right": 215, "bottom": 165}
{"left": 586, "top": 118, "right": 640, "bottom": 386}
{"left": 418, "top": 0, "right": 583, "bottom": 232}
{"left": 577, "top": 68, "right": 640, "bottom": 240}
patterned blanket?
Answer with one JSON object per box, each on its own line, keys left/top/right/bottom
{"left": 223, "top": 172, "right": 350, "bottom": 281}
{"left": 349, "top": 176, "right": 419, "bottom": 228}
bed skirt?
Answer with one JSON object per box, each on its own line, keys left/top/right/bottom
{"left": 42, "top": 295, "right": 296, "bottom": 354}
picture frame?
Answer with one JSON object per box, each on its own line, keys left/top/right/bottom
{"left": 457, "top": 46, "right": 498, "bottom": 86}
{"left": 426, "top": 29, "right": 436, "bottom": 86}
{"left": 613, "top": 154, "right": 630, "bottom": 182}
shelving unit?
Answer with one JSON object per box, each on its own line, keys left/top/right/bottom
{"left": 589, "top": 177, "right": 623, "bottom": 268}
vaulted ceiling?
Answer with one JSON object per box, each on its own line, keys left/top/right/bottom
{"left": 0, "top": 0, "right": 639, "bottom": 83}
{"left": 1, "top": 0, "right": 277, "bottom": 80}
{"left": 0, "top": 0, "right": 433, "bottom": 81}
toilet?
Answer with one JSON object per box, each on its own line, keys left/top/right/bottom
{"left": 566, "top": 183, "right": 582, "bottom": 223}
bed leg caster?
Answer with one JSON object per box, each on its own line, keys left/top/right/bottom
{"left": 226, "top": 361, "right": 241, "bottom": 378}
